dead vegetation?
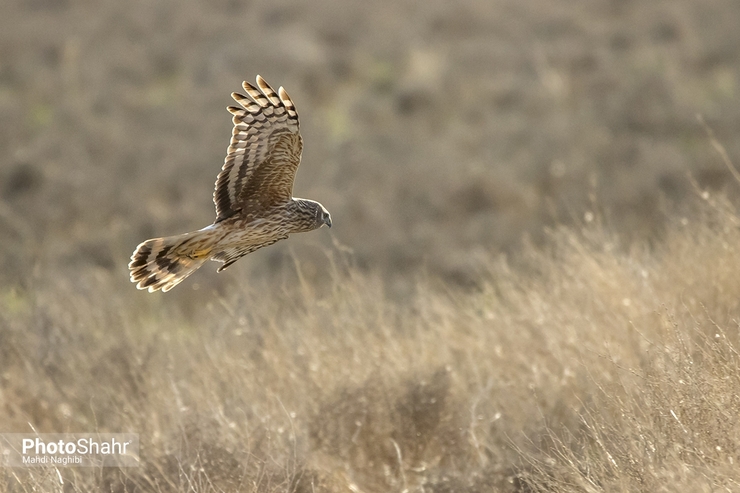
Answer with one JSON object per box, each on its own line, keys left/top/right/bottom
{"left": 2, "top": 195, "right": 740, "bottom": 492}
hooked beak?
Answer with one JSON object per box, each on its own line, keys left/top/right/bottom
{"left": 324, "top": 215, "right": 332, "bottom": 228}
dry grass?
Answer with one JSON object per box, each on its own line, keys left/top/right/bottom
{"left": 2, "top": 194, "right": 740, "bottom": 492}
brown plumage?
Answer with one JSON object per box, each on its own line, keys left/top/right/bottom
{"left": 129, "top": 76, "right": 332, "bottom": 292}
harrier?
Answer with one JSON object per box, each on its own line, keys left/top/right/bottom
{"left": 129, "top": 76, "right": 332, "bottom": 292}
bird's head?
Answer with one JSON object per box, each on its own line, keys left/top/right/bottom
{"left": 293, "top": 199, "right": 332, "bottom": 232}
{"left": 317, "top": 203, "right": 332, "bottom": 229}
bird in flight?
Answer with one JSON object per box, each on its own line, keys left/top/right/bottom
{"left": 129, "top": 76, "right": 332, "bottom": 292}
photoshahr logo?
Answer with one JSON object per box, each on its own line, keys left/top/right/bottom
{"left": 1, "top": 434, "right": 139, "bottom": 467}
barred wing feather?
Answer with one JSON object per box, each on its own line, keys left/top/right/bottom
{"left": 214, "top": 75, "right": 301, "bottom": 222}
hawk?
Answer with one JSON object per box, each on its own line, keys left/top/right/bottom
{"left": 129, "top": 76, "right": 332, "bottom": 293}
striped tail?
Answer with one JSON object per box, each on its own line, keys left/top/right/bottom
{"left": 129, "top": 228, "right": 218, "bottom": 293}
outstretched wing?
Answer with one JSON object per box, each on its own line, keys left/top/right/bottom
{"left": 213, "top": 75, "right": 301, "bottom": 222}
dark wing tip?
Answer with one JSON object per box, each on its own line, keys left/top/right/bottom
{"left": 227, "top": 105, "right": 246, "bottom": 116}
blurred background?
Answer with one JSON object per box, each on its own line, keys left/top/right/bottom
{"left": 2, "top": 0, "right": 740, "bottom": 301}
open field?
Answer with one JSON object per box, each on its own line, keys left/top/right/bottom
{"left": 2, "top": 0, "right": 740, "bottom": 491}
{"left": 3, "top": 197, "right": 740, "bottom": 491}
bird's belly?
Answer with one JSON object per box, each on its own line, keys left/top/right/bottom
{"left": 214, "top": 217, "right": 289, "bottom": 251}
